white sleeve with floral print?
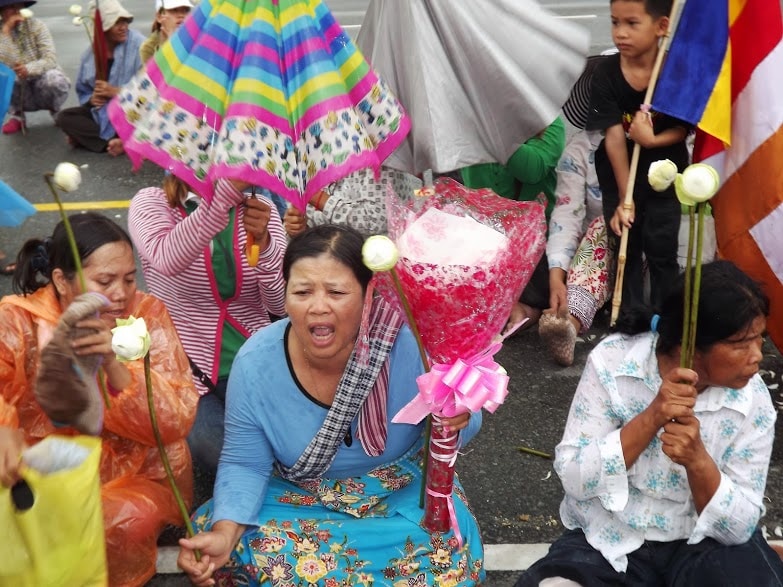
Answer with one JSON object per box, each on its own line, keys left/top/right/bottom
{"left": 547, "top": 130, "right": 603, "bottom": 271}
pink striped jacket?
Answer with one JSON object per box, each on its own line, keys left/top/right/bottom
{"left": 129, "top": 179, "right": 287, "bottom": 395}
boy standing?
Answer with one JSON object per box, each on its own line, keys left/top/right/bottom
{"left": 586, "top": 0, "right": 690, "bottom": 311}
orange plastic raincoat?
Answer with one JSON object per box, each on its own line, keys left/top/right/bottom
{"left": 0, "top": 285, "right": 199, "bottom": 587}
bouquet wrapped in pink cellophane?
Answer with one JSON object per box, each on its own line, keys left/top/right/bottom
{"left": 379, "top": 177, "right": 547, "bottom": 535}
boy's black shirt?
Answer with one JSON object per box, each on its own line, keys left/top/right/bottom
{"left": 586, "top": 53, "right": 691, "bottom": 205}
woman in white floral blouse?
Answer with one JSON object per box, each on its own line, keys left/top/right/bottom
{"left": 516, "top": 260, "right": 783, "bottom": 587}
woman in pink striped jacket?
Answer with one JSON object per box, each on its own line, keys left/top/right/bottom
{"left": 129, "top": 176, "right": 287, "bottom": 474}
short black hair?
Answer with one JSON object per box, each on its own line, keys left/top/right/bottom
{"left": 283, "top": 224, "right": 373, "bottom": 291}
{"left": 610, "top": 0, "right": 673, "bottom": 19}
{"left": 615, "top": 260, "right": 769, "bottom": 353}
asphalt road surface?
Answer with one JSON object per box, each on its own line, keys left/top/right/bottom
{"left": 2, "top": 1, "right": 783, "bottom": 586}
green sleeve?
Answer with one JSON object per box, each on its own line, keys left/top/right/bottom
{"left": 505, "top": 117, "right": 566, "bottom": 184}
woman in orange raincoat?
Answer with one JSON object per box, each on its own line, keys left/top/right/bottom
{"left": 0, "top": 212, "right": 198, "bottom": 587}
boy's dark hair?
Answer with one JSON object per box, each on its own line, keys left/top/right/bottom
{"left": 610, "top": 0, "right": 673, "bottom": 19}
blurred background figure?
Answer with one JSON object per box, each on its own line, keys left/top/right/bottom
{"left": 139, "top": 0, "right": 193, "bottom": 64}
{"left": 0, "top": 0, "right": 70, "bottom": 134}
{"left": 55, "top": 0, "right": 142, "bottom": 155}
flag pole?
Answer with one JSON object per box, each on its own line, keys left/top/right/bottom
{"left": 610, "top": 0, "right": 684, "bottom": 325}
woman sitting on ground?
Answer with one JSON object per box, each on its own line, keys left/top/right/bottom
{"left": 516, "top": 260, "right": 783, "bottom": 587}
{"left": 538, "top": 129, "right": 612, "bottom": 366}
{"left": 0, "top": 213, "right": 198, "bottom": 587}
{"left": 55, "top": 0, "right": 143, "bottom": 156}
{"left": 129, "top": 176, "right": 287, "bottom": 474}
{"left": 178, "top": 224, "right": 486, "bottom": 586}
{"left": 0, "top": 0, "right": 70, "bottom": 134}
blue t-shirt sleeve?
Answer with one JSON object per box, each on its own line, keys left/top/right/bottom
{"left": 212, "top": 341, "right": 276, "bottom": 525}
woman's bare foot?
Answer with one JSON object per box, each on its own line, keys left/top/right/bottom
{"left": 107, "top": 138, "right": 125, "bottom": 157}
{"left": 502, "top": 302, "right": 542, "bottom": 337}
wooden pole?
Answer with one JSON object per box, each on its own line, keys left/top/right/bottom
{"left": 610, "top": 0, "right": 683, "bottom": 325}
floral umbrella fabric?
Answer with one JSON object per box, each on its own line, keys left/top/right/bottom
{"left": 108, "top": 0, "right": 410, "bottom": 209}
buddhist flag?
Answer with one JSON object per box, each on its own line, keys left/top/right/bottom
{"left": 654, "top": 0, "right": 783, "bottom": 352}
{"left": 652, "top": 0, "right": 731, "bottom": 145}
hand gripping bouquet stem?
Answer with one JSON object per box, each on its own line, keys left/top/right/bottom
{"left": 375, "top": 177, "right": 546, "bottom": 535}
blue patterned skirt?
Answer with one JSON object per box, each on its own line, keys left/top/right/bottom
{"left": 193, "top": 444, "right": 485, "bottom": 586}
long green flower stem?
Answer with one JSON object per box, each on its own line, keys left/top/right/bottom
{"left": 45, "top": 174, "right": 86, "bottom": 292}
{"left": 45, "top": 173, "right": 112, "bottom": 409}
{"left": 680, "top": 204, "right": 707, "bottom": 369}
{"left": 80, "top": 19, "right": 94, "bottom": 44}
{"left": 144, "top": 354, "right": 201, "bottom": 560}
{"left": 390, "top": 268, "right": 431, "bottom": 508}
{"left": 517, "top": 446, "right": 552, "bottom": 460}
{"left": 686, "top": 205, "right": 707, "bottom": 367}
{"left": 680, "top": 206, "right": 696, "bottom": 368}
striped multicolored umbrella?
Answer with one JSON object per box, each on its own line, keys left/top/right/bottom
{"left": 108, "top": 0, "right": 410, "bottom": 209}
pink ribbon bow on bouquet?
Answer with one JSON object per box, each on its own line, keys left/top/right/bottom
{"left": 392, "top": 343, "right": 509, "bottom": 543}
{"left": 393, "top": 343, "right": 509, "bottom": 425}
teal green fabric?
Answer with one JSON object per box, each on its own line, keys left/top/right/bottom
{"left": 183, "top": 201, "right": 246, "bottom": 378}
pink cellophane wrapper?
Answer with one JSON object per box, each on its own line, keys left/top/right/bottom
{"left": 382, "top": 177, "right": 547, "bottom": 363}
{"left": 380, "top": 177, "right": 547, "bottom": 532}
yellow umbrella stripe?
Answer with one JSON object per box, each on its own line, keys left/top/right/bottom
{"left": 287, "top": 71, "right": 346, "bottom": 112}
{"left": 234, "top": 70, "right": 347, "bottom": 115}
{"left": 158, "top": 45, "right": 229, "bottom": 106}
{"left": 338, "top": 51, "right": 367, "bottom": 84}
{"left": 232, "top": 79, "right": 284, "bottom": 104}
{"left": 278, "top": 2, "right": 316, "bottom": 28}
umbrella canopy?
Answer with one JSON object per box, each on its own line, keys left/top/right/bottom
{"left": 108, "top": 0, "right": 410, "bottom": 209}
{"left": 0, "top": 180, "right": 36, "bottom": 228}
{"left": 357, "top": 0, "right": 590, "bottom": 175}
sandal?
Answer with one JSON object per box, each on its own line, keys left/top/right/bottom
{"left": 1, "top": 262, "right": 17, "bottom": 276}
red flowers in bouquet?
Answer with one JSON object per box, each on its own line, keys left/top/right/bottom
{"left": 371, "top": 177, "right": 547, "bottom": 535}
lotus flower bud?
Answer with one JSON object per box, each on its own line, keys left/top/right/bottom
{"left": 69, "top": 3, "right": 83, "bottom": 15}
{"left": 362, "top": 235, "right": 399, "bottom": 272}
{"left": 72, "top": 15, "right": 83, "bottom": 25}
{"left": 53, "top": 162, "right": 82, "bottom": 192}
{"left": 111, "top": 316, "right": 151, "bottom": 362}
{"left": 677, "top": 163, "right": 720, "bottom": 204}
{"left": 648, "top": 159, "right": 678, "bottom": 192}
{"left": 19, "top": 8, "right": 33, "bottom": 18}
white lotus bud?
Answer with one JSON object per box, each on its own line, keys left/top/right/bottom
{"left": 52, "top": 162, "right": 82, "bottom": 192}
{"left": 69, "top": 4, "right": 83, "bottom": 15}
{"left": 648, "top": 159, "right": 678, "bottom": 192}
{"left": 72, "top": 15, "right": 83, "bottom": 25}
{"left": 19, "top": 8, "right": 33, "bottom": 18}
{"left": 111, "top": 316, "right": 151, "bottom": 362}
{"left": 678, "top": 163, "right": 720, "bottom": 203}
{"left": 362, "top": 235, "right": 399, "bottom": 272}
